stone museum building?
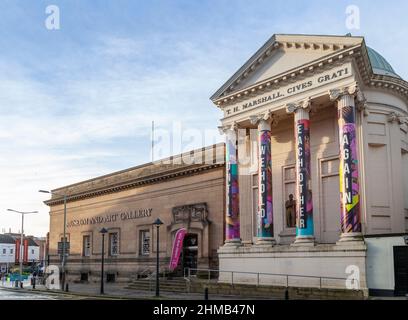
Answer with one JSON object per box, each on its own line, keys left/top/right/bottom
{"left": 46, "top": 33, "right": 408, "bottom": 296}
{"left": 45, "top": 144, "right": 225, "bottom": 282}
{"left": 212, "top": 34, "right": 408, "bottom": 296}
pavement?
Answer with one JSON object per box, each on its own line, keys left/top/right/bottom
{"left": 0, "top": 281, "right": 266, "bottom": 300}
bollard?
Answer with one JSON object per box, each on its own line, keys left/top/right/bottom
{"left": 65, "top": 283, "right": 69, "bottom": 292}
{"left": 284, "top": 288, "right": 289, "bottom": 300}
{"left": 204, "top": 287, "right": 209, "bottom": 300}
{"left": 32, "top": 278, "right": 36, "bottom": 290}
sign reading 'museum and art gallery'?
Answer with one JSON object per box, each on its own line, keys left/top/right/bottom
{"left": 224, "top": 64, "right": 352, "bottom": 117}
{"left": 67, "top": 208, "right": 153, "bottom": 227}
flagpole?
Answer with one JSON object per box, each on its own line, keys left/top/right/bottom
{"left": 151, "top": 120, "right": 154, "bottom": 162}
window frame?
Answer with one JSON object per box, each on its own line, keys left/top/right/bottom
{"left": 139, "top": 230, "right": 150, "bottom": 256}
{"left": 82, "top": 235, "right": 91, "bottom": 257}
{"left": 108, "top": 232, "right": 119, "bottom": 256}
{"left": 282, "top": 164, "right": 297, "bottom": 230}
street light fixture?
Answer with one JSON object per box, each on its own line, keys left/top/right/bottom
{"left": 99, "top": 227, "right": 108, "bottom": 295}
{"left": 152, "top": 218, "right": 163, "bottom": 297}
{"left": 6, "top": 209, "right": 38, "bottom": 288}
{"left": 39, "top": 189, "right": 68, "bottom": 290}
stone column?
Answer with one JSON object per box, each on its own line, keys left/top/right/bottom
{"left": 330, "top": 85, "right": 363, "bottom": 242}
{"left": 224, "top": 125, "right": 241, "bottom": 246}
{"left": 286, "top": 100, "right": 315, "bottom": 245}
{"left": 251, "top": 114, "right": 275, "bottom": 245}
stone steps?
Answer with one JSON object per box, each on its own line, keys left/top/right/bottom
{"left": 126, "top": 278, "right": 188, "bottom": 293}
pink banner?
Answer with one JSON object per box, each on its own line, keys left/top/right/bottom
{"left": 169, "top": 228, "right": 187, "bottom": 271}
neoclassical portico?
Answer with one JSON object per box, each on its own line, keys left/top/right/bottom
{"left": 220, "top": 85, "right": 365, "bottom": 247}
{"left": 212, "top": 34, "right": 408, "bottom": 293}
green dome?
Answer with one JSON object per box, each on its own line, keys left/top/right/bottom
{"left": 367, "top": 47, "right": 400, "bottom": 79}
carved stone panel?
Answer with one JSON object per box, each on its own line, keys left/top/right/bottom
{"left": 172, "top": 203, "right": 209, "bottom": 225}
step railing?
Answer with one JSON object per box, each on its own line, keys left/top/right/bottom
{"left": 184, "top": 268, "right": 360, "bottom": 290}
{"left": 136, "top": 267, "right": 152, "bottom": 280}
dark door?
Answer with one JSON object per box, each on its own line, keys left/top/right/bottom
{"left": 182, "top": 234, "right": 198, "bottom": 275}
{"left": 393, "top": 246, "right": 408, "bottom": 296}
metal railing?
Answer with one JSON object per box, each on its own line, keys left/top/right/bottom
{"left": 136, "top": 267, "right": 152, "bottom": 279}
{"left": 184, "top": 268, "right": 360, "bottom": 290}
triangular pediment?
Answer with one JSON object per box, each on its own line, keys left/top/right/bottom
{"left": 211, "top": 34, "right": 364, "bottom": 101}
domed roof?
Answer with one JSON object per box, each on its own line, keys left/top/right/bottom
{"left": 367, "top": 47, "right": 401, "bottom": 79}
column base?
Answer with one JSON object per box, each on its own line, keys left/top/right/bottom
{"left": 291, "top": 236, "right": 316, "bottom": 247}
{"left": 223, "top": 239, "right": 242, "bottom": 247}
{"left": 336, "top": 232, "right": 364, "bottom": 245}
{"left": 255, "top": 238, "right": 276, "bottom": 246}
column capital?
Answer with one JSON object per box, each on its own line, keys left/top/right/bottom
{"left": 355, "top": 87, "right": 370, "bottom": 116}
{"left": 285, "top": 99, "right": 312, "bottom": 114}
{"left": 218, "top": 122, "right": 239, "bottom": 135}
{"left": 399, "top": 116, "right": 408, "bottom": 125}
{"left": 387, "top": 112, "right": 408, "bottom": 125}
{"left": 387, "top": 112, "right": 400, "bottom": 123}
{"left": 329, "top": 83, "right": 359, "bottom": 102}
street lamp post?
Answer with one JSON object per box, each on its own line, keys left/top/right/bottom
{"left": 39, "top": 190, "right": 67, "bottom": 291}
{"left": 99, "top": 228, "right": 108, "bottom": 294}
{"left": 6, "top": 209, "right": 38, "bottom": 288}
{"left": 153, "top": 218, "right": 163, "bottom": 297}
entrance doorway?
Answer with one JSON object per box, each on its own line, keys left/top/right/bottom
{"left": 182, "top": 234, "right": 198, "bottom": 274}
{"left": 393, "top": 246, "right": 408, "bottom": 296}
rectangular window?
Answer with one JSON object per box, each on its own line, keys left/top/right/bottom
{"left": 10, "top": 248, "right": 13, "bottom": 255}
{"left": 140, "top": 230, "right": 150, "bottom": 255}
{"left": 320, "top": 157, "right": 341, "bottom": 243}
{"left": 2, "top": 249, "right": 5, "bottom": 255}
{"left": 109, "top": 232, "right": 119, "bottom": 256}
{"left": 31, "top": 249, "right": 34, "bottom": 255}
{"left": 82, "top": 235, "right": 91, "bottom": 257}
{"left": 283, "top": 166, "right": 296, "bottom": 229}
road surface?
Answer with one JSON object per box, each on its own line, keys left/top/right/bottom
{"left": 0, "top": 287, "right": 72, "bottom": 300}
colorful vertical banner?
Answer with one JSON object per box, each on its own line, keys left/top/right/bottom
{"left": 257, "top": 129, "right": 273, "bottom": 238}
{"left": 23, "top": 239, "right": 29, "bottom": 264}
{"left": 169, "top": 228, "right": 187, "bottom": 271}
{"left": 295, "top": 119, "right": 314, "bottom": 237}
{"left": 226, "top": 130, "right": 240, "bottom": 241}
{"left": 15, "top": 239, "right": 20, "bottom": 263}
{"left": 338, "top": 105, "right": 361, "bottom": 233}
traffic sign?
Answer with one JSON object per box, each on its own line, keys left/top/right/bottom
{"left": 57, "top": 241, "right": 70, "bottom": 255}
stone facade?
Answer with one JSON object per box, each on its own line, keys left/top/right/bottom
{"left": 46, "top": 144, "right": 225, "bottom": 283}
{"left": 211, "top": 34, "right": 408, "bottom": 295}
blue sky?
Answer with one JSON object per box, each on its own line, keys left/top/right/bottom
{"left": 0, "top": 0, "right": 407, "bottom": 236}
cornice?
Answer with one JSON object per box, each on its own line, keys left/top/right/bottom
{"left": 44, "top": 163, "right": 224, "bottom": 206}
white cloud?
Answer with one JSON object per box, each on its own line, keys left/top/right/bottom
{"left": 0, "top": 33, "right": 226, "bottom": 236}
